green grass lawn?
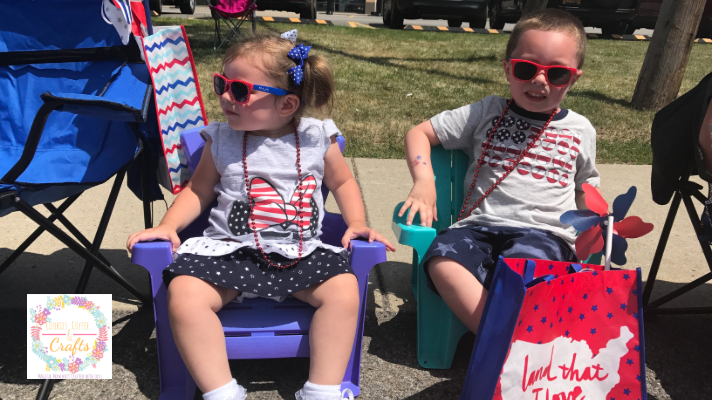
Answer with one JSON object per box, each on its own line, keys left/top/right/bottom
{"left": 153, "top": 18, "right": 712, "bottom": 164}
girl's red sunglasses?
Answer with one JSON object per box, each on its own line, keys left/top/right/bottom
{"left": 509, "top": 59, "right": 579, "bottom": 87}
{"left": 213, "top": 73, "right": 293, "bottom": 104}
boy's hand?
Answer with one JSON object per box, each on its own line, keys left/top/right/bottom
{"left": 399, "top": 180, "right": 438, "bottom": 227}
{"left": 341, "top": 222, "right": 396, "bottom": 252}
{"left": 126, "top": 225, "right": 181, "bottom": 254}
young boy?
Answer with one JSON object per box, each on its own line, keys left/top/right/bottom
{"left": 399, "top": 9, "right": 600, "bottom": 334}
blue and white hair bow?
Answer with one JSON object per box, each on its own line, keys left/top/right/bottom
{"left": 287, "top": 43, "right": 311, "bottom": 86}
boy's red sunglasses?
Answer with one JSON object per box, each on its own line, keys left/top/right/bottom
{"left": 509, "top": 59, "right": 578, "bottom": 87}
{"left": 213, "top": 73, "right": 293, "bottom": 104}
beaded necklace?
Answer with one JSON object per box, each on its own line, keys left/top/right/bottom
{"left": 242, "top": 119, "right": 304, "bottom": 269}
{"left": 457, "top": 99, "right": 557, "bottom": 221}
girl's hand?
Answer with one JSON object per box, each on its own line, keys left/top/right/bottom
{"left": 341, "top": 223, "right": 396, "bottom": 252}
{"left": 398, "top": 180, "right": 438, "bottom": 227}
{"left": 126, "top": 225, "right": 181, "bottom": 253}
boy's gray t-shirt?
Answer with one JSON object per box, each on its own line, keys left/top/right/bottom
{"left": 430, "top": 95, "right": 600, "bottom": 247}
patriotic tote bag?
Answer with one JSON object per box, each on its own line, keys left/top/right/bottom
{"left": 460, "top": 257, "right": 646, "bottom": 400}
{"left": 142, "top": 26, "right": 207, "bottom": 194}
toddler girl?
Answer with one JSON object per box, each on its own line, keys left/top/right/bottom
{"left": 127, "top": 31, "right": 394, "bottom": 400}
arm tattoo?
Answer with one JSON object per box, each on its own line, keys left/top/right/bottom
{"left": 411, "top": 155, "right": 428, "bottom": 167}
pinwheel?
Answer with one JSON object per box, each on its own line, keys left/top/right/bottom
{"left": 560, "top": 183, "right": 654, "bottom": 268}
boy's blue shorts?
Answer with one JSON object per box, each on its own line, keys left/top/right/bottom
{"left": 422, "top": 225, "right": 577, "bottom": 293}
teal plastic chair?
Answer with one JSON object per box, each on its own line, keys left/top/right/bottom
{"left": 392, "top": 145, "right": 602, "bottom": 369}
{"left": 392, "top": 146, "right": 469, "bottom": 369}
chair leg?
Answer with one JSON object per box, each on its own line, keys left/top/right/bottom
{"left": 644, "top": 185, "right": 712, "bottom": 314}
{"left": 642, "top": 190, "right": 681, "bottom": 307}
{"left": 0, "top": 193, "right": 81, "bottom": 275}
{"left": 416, "top": 256, "right": 469, "bottom": 369}
{"left": 214, "top": 17, "right": 221, "bottom": 49}
{"left": 45, "top": 204, "right": 111, "bottom": 267}
{"left": 75, "top": 168, "right": 127, "bottom": 294}
{"left": 341, "top": 241, "right": 387, "bottom": 396}
{"left": 185, "top": 371, "right": 198, "bottom": 400}
{"left": 417, "top": 281, "right": 469, "bottom": 369}
{"left": 220, "top": 17, "right": 241, "bottom": 48}
{"left": 252, "top": 9, "right": 256, "bottom": 34}
{"left": 35, "top": 379, "right": 54, "bottom": 400}
{"left": 10, "top": 195, "right": 150, "bottom": 305}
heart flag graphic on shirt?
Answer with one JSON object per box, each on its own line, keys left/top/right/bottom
{"left": 248, "top": 175, "right": 317, "bottom": 231}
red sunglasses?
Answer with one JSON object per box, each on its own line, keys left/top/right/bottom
{"left": 213, "top": 73, "right": 292, "bottom": 105}
{"left": 509, "top": 59, "right": 579, "bottom": 87}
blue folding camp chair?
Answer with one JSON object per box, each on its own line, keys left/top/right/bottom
{"left": 0, "top": 1, "right": 161, "bottom": 397}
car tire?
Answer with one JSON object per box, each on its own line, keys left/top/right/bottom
{"left": 300, "top": 0, "right": 317, "bottom": 20}
{"left": 149, "top": 0, "right": 162, "bottom": 15}
{"left": 179, "top": 0, "right": 195, "bottom": 14}
{"left": 448, "top": 19, "right": 463, "bottom": 28}
{"left": 389, "top": 0, "right": 405, "bottom": 29}
{"left": 488, "top": 1, "right": 505, "bottom": 30}
{"left": 383, "top": 0, "right": 392, "bottom": 25}
{"left": 601, "top": 21, "right": 628, "bottom": 35}
{"left": 469, "top": 10, "right": 487, "bottom": 29}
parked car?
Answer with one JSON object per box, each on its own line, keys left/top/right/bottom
{"left": 630, "top": 0, "right": 712, "bottom": 38}
{"left": 489, "top": 0, "right": 712, "bottom": 36}
{"left": 256, "top": 0, "right": 317, "bottom": 19}
{"left": 382, "top": 0, "right": 489, "bottom": 29}
{"left": 149, "top": 0, "right": 196, "bottom": 15}
{"left": 489, "top": 0, "right": 637, "bottom": 34}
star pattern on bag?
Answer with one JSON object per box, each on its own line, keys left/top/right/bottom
{"left": 491, "top": 260, "right": 643, "bottom": 400}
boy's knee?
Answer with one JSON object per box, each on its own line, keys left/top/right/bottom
{"left": 427, "top": 256, "right": 465, "bottom": 277}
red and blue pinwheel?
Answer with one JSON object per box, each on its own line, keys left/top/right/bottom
{"left": 560, "top": 183, "right": 654, "bottom": 265}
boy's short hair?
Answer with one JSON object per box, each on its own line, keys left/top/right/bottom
{"left": 505, "top": 9, "right": 587, "bottom": 68}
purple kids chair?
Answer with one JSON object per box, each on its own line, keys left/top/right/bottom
{"left": 131, "top": 126, "right": 385, "bottom": 399}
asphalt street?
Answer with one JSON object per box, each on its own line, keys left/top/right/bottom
{"left": 158, "top": 5, "right": 655, "bottom": 35}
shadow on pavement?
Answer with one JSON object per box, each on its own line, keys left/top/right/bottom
{"left": 3, "top": 244, "right": 712, "bottom": 399}
{"left": 366, "top": 258, "right": 712, "bottom": 399}
{"left": 642, "top": 281, "right": 712, "bottom": 399}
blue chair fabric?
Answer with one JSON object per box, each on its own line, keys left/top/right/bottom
{"left": 0, "top": 0, "right": 157, "bottom": 304}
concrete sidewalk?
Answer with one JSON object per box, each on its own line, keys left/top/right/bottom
{"left": 1, "top": 160, "right": 711, "bottom": 399}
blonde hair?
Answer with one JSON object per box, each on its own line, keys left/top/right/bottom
{"left": 222, "top": 33, "right": 335, "bottom": 119}
{"left": 505, "top": 9, "right": 587, "bottom": 68}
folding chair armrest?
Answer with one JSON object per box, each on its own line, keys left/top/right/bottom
{"left": 391, "top": 201, "right": 437, "bottom": 251}
{"left": 39, "top": 62, "right": 152, "bottom": 123}
{"left": 1, "top": 63, "right": 151, "bottom": 183}
{"left": 40, "top": 91, "right": 149, "bottom": 123}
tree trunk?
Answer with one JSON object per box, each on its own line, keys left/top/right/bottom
{"left": 522, "top": 0, "right": 550, "bottom": 16}
{"left": 631, "top": 0, "right": 707, "bottom": 110}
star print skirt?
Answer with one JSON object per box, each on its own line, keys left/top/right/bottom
{"left": 163, "top": 246, "right": 352, "bottom": 298}
{"left": 422, "top": 226, "right": 576, "bottom": 292}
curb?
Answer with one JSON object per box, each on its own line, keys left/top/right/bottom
{"left": 254, "top": 16, "right": 333, "bottom": 26}
{"left": 402, "top": 24, "right": 712, "bottom": 43}
{"left": 406, "top": 25, "right": 505, "bottom": 34}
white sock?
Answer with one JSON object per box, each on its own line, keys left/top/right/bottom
{"left": 203, "top": 378, "right": 244, "bottom": 400}
{"left": 301, "top": 380, "right": 341, "bottom": 397}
